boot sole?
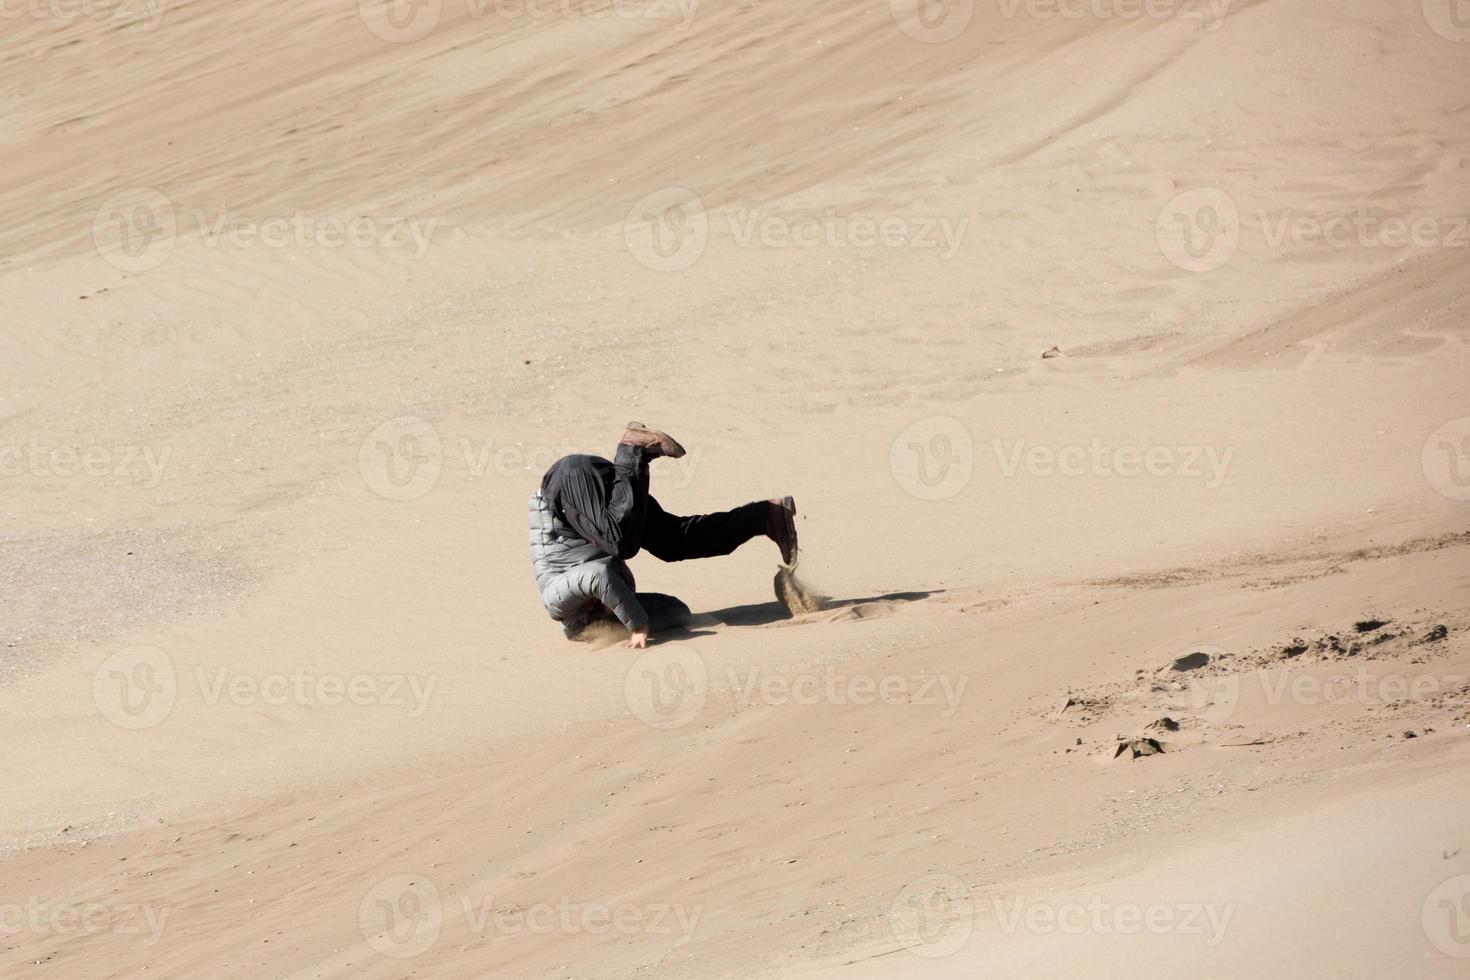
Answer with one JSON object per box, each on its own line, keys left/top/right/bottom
{"left": 776, "top": 495, "right": 798, "bottom": 566}
{"left": 624, "top": 422, "right": 686, "bottom": 459}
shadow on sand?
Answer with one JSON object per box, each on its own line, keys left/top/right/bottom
{"left": 687, "top": 588, "right": 944, "bottom": 630}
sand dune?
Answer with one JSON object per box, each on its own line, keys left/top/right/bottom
{"left": 1, "top": 0, "right": 1467, "bottom": 976}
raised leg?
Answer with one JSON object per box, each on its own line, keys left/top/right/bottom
{"left": 640, "top": 495, "right": 771, "bottom": 562}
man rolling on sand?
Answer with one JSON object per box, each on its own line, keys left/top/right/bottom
{"left": 529, "top": 423, "right": 798, "bottom": 648}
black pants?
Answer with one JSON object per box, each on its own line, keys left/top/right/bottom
{"left": 640, "top": 495, "right": 769, "bottom": 563}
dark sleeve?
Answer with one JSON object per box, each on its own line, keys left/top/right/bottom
{"left": 547, "top": 444, "right": 649, "bottom": 560}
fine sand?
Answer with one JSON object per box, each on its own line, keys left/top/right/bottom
{"left": 1, "top": 0, "right": 1468, "bottom": 976}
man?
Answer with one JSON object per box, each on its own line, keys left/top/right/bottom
{"left": 529, "top": 422, "right": 798, "bottom": 648}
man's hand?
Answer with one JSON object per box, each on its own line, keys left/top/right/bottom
{"left": 627, "top": 628, "right": 650, "bottom": 649}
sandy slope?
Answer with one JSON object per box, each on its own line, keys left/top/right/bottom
{"left": 1, "top": 0, "right": 1468, "bottom": 976}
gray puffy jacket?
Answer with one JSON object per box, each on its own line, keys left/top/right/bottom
{"left": 528, "top": 493, "right": 647, "bottom": 633}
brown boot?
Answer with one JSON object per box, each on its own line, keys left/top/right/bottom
{"left": 621, "top": 421, "right": 686, "bottom": 459}
{"left": 767, "top": 495, "right": 798, "bottom": 566}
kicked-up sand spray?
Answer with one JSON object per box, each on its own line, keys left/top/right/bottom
{"left": 774, "top": 564, "right": 824, "bottom": 615}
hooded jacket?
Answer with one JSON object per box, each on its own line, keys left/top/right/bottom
{"left": 528, "top": 492, "right": 647, "bottom": 632}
